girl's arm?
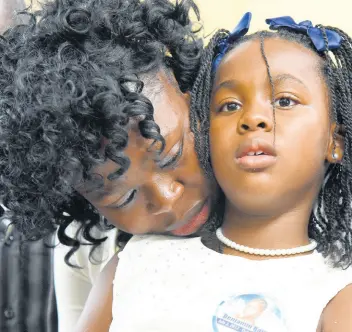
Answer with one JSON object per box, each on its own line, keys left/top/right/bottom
{"left": 319, "top": 284, "right": 352, "bottom": 331}
{"left": 74, "top": 253, "right": 119, "bottom": 332}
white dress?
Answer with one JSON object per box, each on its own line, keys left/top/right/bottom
{"left": 109, "top": 234, "right": 352, "bottom": 332}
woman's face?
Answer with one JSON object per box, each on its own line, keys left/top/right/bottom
{"left": 78, "top": 70, "right": 211, "bottom": 236}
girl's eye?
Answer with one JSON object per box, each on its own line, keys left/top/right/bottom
{"left": 274, "top": 97, "right": 298, "bottom": 109}
{"left": 218, "top": 102, "right": 242, "bottom": 113}
{"left": 108, "top": 189, "right": 138, "bottom": 209}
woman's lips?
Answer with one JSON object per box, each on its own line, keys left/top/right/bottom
{"left": 170, "top": 202, "right": 210, "bottom": 236}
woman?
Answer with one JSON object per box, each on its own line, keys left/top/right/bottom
{"left": 0, "top": 0, "right": 216, "bottom": 330}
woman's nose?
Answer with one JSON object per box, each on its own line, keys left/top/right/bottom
{"left": 146, "top": 176, "right": 184, "bottom": 215}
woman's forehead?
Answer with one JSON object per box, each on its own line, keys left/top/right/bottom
{"left": 143, "top": 70, "right": 188, "bottom": 138}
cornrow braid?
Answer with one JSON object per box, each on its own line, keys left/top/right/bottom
{"left": 191, "top": 25, "right": 352, "bottom": 268}
{"left": 190, "top": 29, "right": 228, "bottom": 180}
{"left": 259, "top": 32, "right": 276, "bottom": 143}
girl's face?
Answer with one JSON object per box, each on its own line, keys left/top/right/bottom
{"left": 210, "top": 38, "right": 338, "bottom": 216}
{"left": 77, "top": 71, "right": 211, "bottom": 236}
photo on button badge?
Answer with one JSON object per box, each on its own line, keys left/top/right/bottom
{"left": 0, "top": 0, "right": 214, "bottom": 262}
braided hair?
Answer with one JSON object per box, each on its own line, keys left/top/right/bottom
{"left": 0, "top": 0, "right": 203, "bottom": 265}
{"left": 191, "top": 26, "right": 352, "bottom": 268}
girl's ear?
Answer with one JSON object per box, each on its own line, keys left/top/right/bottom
{"left": 326, "top": 123, "right": 345, "bottom": 163}
{"left": 183, "top": 91, "right": 191, "bottom": 104}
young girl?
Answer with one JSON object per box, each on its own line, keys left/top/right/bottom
{"left": 89, "top": 13, "right": 352, "bottom": 332}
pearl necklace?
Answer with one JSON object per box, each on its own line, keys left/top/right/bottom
{"left": 216, "top": 228, "right": 317, "bottom": 256}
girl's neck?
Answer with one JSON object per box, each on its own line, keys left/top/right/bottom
{"left": 220, "top": 201, "right": 312, "bottom": 260}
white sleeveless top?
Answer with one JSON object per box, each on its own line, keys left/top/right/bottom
{"left": 109, "top": 235, "right": 352, "bottom": 332}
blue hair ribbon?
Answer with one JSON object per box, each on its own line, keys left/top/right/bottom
{"left": 265, "top": 16, "right": 342, "bottom": 52}
{"left": 212, "top": 12, "right": 252, "bottom": 72}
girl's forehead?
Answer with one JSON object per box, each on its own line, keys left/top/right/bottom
{"left": 215, "top": 37, "right": 323, "bottom": 86}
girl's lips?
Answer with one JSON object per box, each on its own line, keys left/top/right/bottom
{"left": 170, "top": 203, "right": 210, "bottom": 236}
{"left": 235, "top": 137, "right": 277, "bottom": 171}
{"left": 236, "top": 154, "right": 277, "bottom": 170}
{"left": 236, "top": 137, "right": 277, "bottom": 158}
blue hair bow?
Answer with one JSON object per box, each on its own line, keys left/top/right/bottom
{"left": 212, "top": 12, "right": 252, "bottom": 72}
{"left": 266, "top": 16, "right": 342, "bottom": 52}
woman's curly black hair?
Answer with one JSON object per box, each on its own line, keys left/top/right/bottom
{"left": 0, "top": 0, "right": 203, "bottom": 264}
{"left": 191, "top": 25, "right": 352, "bottom": 268}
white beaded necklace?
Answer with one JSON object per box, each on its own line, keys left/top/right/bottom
{"left": 216, "top": 228, "right": 317, "bottom": 256}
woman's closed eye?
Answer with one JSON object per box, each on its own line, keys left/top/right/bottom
{"left": 106, "top": 189, "right": 138, "bottom": 209}
{"left": 158, "top": 139, "right": 184, "bottom": 170}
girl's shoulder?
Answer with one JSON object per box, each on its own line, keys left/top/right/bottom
{"left": 317, "top": 262, "right": 352, "bottom": 331}
{"left": 319, "top": 283, "right": 352, "bottom": 331}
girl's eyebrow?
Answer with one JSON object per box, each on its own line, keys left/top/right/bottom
{"left": 273, "top": 73, "right": 309, "bottom": 91}
{"left": 213, "top": 74, "right": 309, "bottom": 94}
{"left": 212, "top": 79, "right": 240, "bottom": 94}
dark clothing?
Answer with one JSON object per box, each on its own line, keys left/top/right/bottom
{"left": 0, "top": 221, "right": 57, "bottom": 332}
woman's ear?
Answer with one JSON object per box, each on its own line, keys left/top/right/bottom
{"left": 326, "top": 123, "right": 345, "bottom": 163}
